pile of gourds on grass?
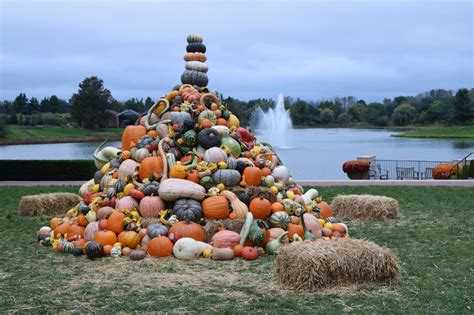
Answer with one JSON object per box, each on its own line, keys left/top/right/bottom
{"left": 36, "top": 34, "right": 349, "bottom": 261}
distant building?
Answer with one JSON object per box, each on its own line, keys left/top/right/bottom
{"left": 105, "top": 109, "right": 142, "bottom": 127}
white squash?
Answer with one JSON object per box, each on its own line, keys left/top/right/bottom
{"left": 272, "top": 166, "right": 290, "bottom": 184}
{"left": 302, "top": 188, "right": 319, "bottom": 205}
{"left": 203, "top": 147, "right": 227, "bottom": 163}
{"left": 79, "top": 179, "right": 95, "bottom": 196}
{"left": 158, "top": 179, "right": 206, "bottom": 201}
{"left": 173, "top": 238, "right": 204, "bottom": 260}
{"left": 239, "top": 212, "right": 254, "bottom": 245}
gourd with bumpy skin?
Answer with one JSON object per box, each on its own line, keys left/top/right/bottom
{"left": 212, "top": 169, "right": 241, "bottom": 187}
{"left": 248, "top": 219, "right": 270, "bottom": 247}
{"left": 181, "top": 70, "right": 208, "bottom": 87}
{"left": 220, "top": 190, "right": 248, "bottom": 219}
{"left": 169, "top": 164, "right": 188, "bottom": 179}
{"left": 172, "top": 199, "right": 202, "bottom": 223}
{"left": 159, "top": 179, "right": 206, "bottom": 201}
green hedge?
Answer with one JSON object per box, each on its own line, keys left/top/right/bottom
{"left": 0, "top": 160, "right": 96, "bottom": 181}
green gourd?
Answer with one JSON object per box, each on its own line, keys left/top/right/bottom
{"left": 183, "top": 130, "right": 197, "bottom": 147}
{"left": 265, "top": 231, "right": 288, "bottom": 255}
{"left": 220, "top": 130, "right": 241, "bottom": 157}
{"left": 248, "top": 219, "right": 269, "bottom": 247}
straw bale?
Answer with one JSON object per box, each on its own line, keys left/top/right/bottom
{"left": 330, "top": 194, "right": 399, "bottom": 220}
{"left": 276, "top": 238, "right": 400, "bottom": 291}
{"left": 141, "top": 217, "right": 163, "bottom": 228}
{"left": 19, "top": 193, "right": 81, "bottom": 216}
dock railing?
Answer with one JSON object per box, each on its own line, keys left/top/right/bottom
{"left": 374, "top": 159, "right": 449, "bottom": 180}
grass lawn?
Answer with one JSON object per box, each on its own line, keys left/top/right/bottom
{"left": 1, "top": 186, "right": 473, "bottom": 313}
{"left": 1, "top": 125, "right": 122, "bottom": 144}
{"left": 393, "top": 125, "right": 474, "bottom": 138}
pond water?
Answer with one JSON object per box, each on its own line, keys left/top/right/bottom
{"left": 1, "top": 128, "right": 473, "bottom": 179}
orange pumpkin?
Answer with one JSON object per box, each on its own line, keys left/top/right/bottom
{"left": 318, "top": 201, "right": 333, "bottom": 219}
{"left": 243, "top": 167, "right": 262, "bottom": 186}
{"left": 95, "top": 230, "right": 117, "bottom": 246}
{"left": 186, "top": 169, "right": 200, "bottom": 184}
{"left": 271, "top": 202, "right": 284, "bottom": 213}
{"left": 147, "top": 236, "right": 174, "bottom": 257}
{"left": 69, "top": 225, "right": 85, "bottom": 239}
{"left": 50, "top": 217, "right": 61, "bottom": 230}
{"left": 287, "top": 223, "right": 304, "bottom": 240}
{"left": 103, "top": 244, "right": 112, "bottom": 256}
{"left": 233, "top": 244, "right": 243, "bottom": 257}
{"left": 122, "top": 150, "right": 131, "bottom": 160}
{"left": 216, "top": 118, "right": 228, "bottom": 126}
{"left": 122, "top": 125, "right": 147, "bottom": 150}
{"left": 117, "top": 231, "right": 140, "bottom": 249}
{"left": 108, "top": 212, "right": 125, "bottom": 234}
{"left": 261, "top": 167, "right": 272, "bottom": 177}
{"left": 76, "top": 214, "right": 88, "bottom": 227}
{"left": 168, "top": 221, "right": 205, "bottom": 242}
{"left": 249, "top": 197, "right": 272, "bottom": 219}
{"left": 72, "top": 238, "right": 86, "bottom": 248}
{"left": 200, "top": 118, "right": 212, "bottom": 128}
{"left": 54, "top": 222, "right": 71, "bottom": 238}
{"left": 138, "top": 156, "right": 163, "bottom": 181}
{"left": 202, "top": 196, "right": 229, "bottom": 219}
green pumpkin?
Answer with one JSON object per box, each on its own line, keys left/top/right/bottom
{"left": 84, "top": 241, "right": 104, "bottom": 259}
{"left": 173, "top": 199, "right": 203, "bottom": 223}
{"left": 269, "top": 211, "right": 290, "bottom": 229}
{"left": 200, "top": 176, "right": 215, "bottom": 190}
{"left": 186, "top": 42, "right": 206, "bottom": 53}
{"left": 183, "top": 130, "right": 197, "bottom": 147}
{"left": 220, "top": 131, "right": 241, "bottom": 157}
{"left": 181, "top": 70, "right": 208, "bottom": 87}
{"left": 212, "top": 169, "right": 241, "bottom": 187}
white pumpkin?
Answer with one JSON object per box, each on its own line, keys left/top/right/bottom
{"left": 185, "top": 61, "right": 208, "bottom": 73}
{"left": 173, "top": 238, "right": 210, "bottom": 260}
{"left": 272, "top": 166, "right": 290, "bottom": 184}
{"left": 203, "top": 147, "right": 228, "bottom": 163}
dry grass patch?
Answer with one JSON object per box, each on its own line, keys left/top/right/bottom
{"left": 276, "top": 239, "right": 400, "bottom": 291}
{"left": 19, "top": 193, "right": 81, "bottom": 216}
{"left": 330, "top": 194, "right": 399, "bottom": 220}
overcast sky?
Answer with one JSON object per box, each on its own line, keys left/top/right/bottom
{"left": 1, "top": 0, "right": 473, "bottom": 103}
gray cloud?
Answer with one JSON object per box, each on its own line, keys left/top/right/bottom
{"left": 1, "top": 0, "right": 472, "bottom": 102}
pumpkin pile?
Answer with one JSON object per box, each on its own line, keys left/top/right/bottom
{"left": 36, "top": 34, "right": 349, "bottom": 261}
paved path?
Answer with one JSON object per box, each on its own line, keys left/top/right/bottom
{"left": 1, "top": 180, "right": 473, "bottom": 187}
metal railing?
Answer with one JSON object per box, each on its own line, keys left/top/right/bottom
{"left": 374, "top": 159, "right": 450, "bottom": 180}
{"left": 450, "top": 152, "right": 473, "bottom": 179}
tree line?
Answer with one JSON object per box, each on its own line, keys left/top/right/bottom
{"left": 1, "top": 76, "right": 473, "bottom": 131}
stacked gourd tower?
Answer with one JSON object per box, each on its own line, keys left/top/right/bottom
{"left": 181, "top": 34, "right": 209, "bottom": 87}
{"left": 36, "top": 34, "right": 349, "bottom": 261}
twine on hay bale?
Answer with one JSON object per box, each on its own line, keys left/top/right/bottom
{"left": 19, "top": 193, "right": 81, "bottom": 217}
{"left": 203, "top": 219, "right": 245, "bottom": 243}
{"left": 276, "top": 239, "right": 400, "bottom": 291}
{"left": 330, "top": 194, "right": 399, "bottom": 220}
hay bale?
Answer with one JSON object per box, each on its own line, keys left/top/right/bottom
{"left": 141, "top": 217, "right": 163, "bottom": 228}
{"left": 203, "top": 219, "right": 245, "bottom": 243}
{"left": 276, "top": 239, "right": 400, "bottom": 291}
{"left": 330, "top": 194, "right": 399, "bottom": 220}
{"left": 19, "top": 193, "right": 81, "bottom": 217}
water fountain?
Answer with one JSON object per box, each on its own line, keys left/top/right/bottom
{"left": 253, "top": 93, "right": 293, "bottom": 148}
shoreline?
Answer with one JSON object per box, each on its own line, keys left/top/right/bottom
{"left": 0, "top": 135, "right": 121, "bottom": 146}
